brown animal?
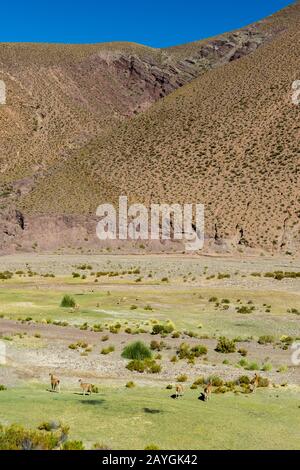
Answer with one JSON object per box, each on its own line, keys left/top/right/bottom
{"left": 49, "top": 373, "right": 60, "bottom": 392}
{"left": 250, "top": 373, "right": 259, "bottom": 393}
{"left": 175, "top": 384, "right": 184, "bottom": 398}
{"left": 79, "top": 379, "right": 93, "bottom": 395}
{"left": 203, "top": 382, "right": 212, "bottom": 401}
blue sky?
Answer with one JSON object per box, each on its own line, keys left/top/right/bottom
{"left": 0, "top": 0, "right": 295, "bottom": 47}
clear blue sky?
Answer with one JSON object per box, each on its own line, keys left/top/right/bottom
{"left": 0, "top": 0, "right": 295, "bottom": 47}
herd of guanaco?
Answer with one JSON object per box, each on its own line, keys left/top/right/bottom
{"left": 49, "top": 373, "right": 260, "bottom": 398}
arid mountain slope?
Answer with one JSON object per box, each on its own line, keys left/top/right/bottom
{"left": 0, "top": 1, "right": 300, "bottom": 254}
{"left": 0, "top": 2, "right": 299, "bottom": 182}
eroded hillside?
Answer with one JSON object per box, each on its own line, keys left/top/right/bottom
{"left": 0, "top": 1, "right": 299, "bottom": 254}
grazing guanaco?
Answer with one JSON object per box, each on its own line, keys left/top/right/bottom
{"left": 175, "top": 384, "right": 184, "bottom": 398}
{"left": 203, "top": 382, "right": 212, "bottom": 401}
{"left": 250, "top": 373, "right": 259, "bottom": 393}
{"left": 79, "top": 379, "right": 93, "bottom": 395}
{"left": 49, "top": 373, "right": 60, "bottom": 392}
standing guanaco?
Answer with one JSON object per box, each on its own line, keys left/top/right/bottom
{"left": 175, "top": 384, "right": 184, "bottom": 398}
{"left": 49, "top": 373, "right": 60, "bottom": 392}
{"left": 79, "top": 379, "right": 93, "bottom": 395}
{"left": 203, "top": 382, "right": 212, "bottom": 401}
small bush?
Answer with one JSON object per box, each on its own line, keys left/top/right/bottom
{"left": 92, "top": 442, "right": 110, "bottom": 450}
{"left": 126, "top": 358, "right": 160, "bottom": 374}
{"left": 191, "top": 344, "right": 208, "bottom": 357}
{"left": 246, "top": 362, "right": 260, "bottom": 371}
{"left": 126, "top": 360, "right": 146, "bottom": 373}
{"left": 101, "top": 345, "right": 115, "bottom": 355}
{"left": 144, "top": 444, "right": 160, "bottom": 450}
{"left": 62, "top": 440, "right": 85, "bottom": 450}
{"left": 215, "top": 337, "right": 236, "bottom": 353}
{"left": 237, "top": 375, "right": 250, "bottom": 385}
{"left": 193, "top": 377, "right": 205, "bottom": 386}
{"left": 176, "top": 374, "right": 187, "bottom": 382}
{"left": 238, "top": 348, "right": 248, "bottom": 357}
{"left": 258, "top": 376, "right": 269, "bottom": 388}
{"left": 261, "top": 363, "right": 272, "bottom": 372}
{"left": 208, "top": 375, "right": 223, "bottom": 387}
{"left": 60, "top": 295, "right": 75, "bottom": 308}
{"left": 122, "top": 341, "right": 152, "bottom": 361}
{"left": 126, "top": 381, "right": 135, "bottom": 388}
{"left": 258, "top": 335, "right": 274, "bottom": 345}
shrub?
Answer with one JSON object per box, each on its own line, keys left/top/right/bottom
{"left": 152, "top": 320, "right": 174, "bottom": 335}
{"left": 246, "top": 362, "right": 260, "bottom": 371}
{"left": 126, "top": 360, "right": 146, "bottom": 373}
{"left": 258, "top": 376, "right": 269, "bottom": 388}
{"left": 60, "top": 295, "right": 75, "bottom": 308}
{"left": 0, "top": 385, "right": 7, "bottom": 391}
{"left": 193, "top": 377, "right": 205, "bottom": 386}
{"left": 208, "top": 375, "right": 223, "bottom": 387}
{"left": 151, "top": 324, "right": 165, "bottom": 335}
{"left": 277, "top": 365, "right": 288, "bottom": 373}
{"left": 125, "top": 381, "right": 135, "bottom": 388}
{"left": 238, "top": 358, "right": 248, "bottom": 367}
{"left": 238, "top": 348, "right": 248, "bottom": 357}
{"left": 126, "top": 358, "right": 160, "bottom": 374}
{"left": 37, "top": 421, "right": 61, "bottom": 432}
{"left": 236, "top": 306, "right": 254, "bottom": 314}
{"left": 122, "top": 341, "right": 152, "bottom": 361}
{"left": 261, "top": 363, "right": 272, "bottom": 372}
{"left": 237, "top": 375, "right": 251, "bottom": 385}
{"left": 215, "top": 337, "right": 236, "bottom": 353}
{"left": 166, "top": 384, "right": 173, "bottom": 389}
{"left": 144, "top": 444, "right": 160, "bottom": 450}
{"left": 191, "top": 344, "right": 208, "bottom": 357}
{"left": 101, "top": 345, "right": 115, "bottom": 355}
{"left": 92, "top": 442, "right": 110, "bottom": 449}
{"left": 62, "top": 440, "right": 85, "bottom": 450}
{"left": 176, "top": 374, "right": 187, "bottom": 382}
{"left": 0, "top": 423, "right": 68, "bottom": 450}
{"left": 258, "top": 335, "right": 274, "bottom": 345}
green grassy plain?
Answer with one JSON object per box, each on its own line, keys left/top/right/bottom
{"left": 0, "top": 384, "right": 299, "bottom": 450}
{"left": 1, "top": 276, "right": 299, "bottom": 339}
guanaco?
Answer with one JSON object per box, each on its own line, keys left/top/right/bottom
{"left": 203, "top": 382, "right": 212, "bottom": 401}
{"left": 49, "top": 373, "right": 60, "bottom": 392}
{"left": 250, "top": 373, "right": 259, "bottom": 393}
{"left": 175, "top": 384, "right": 184, "bottom": 398}
{"left": 79, "top": 379, "right": 93, "bottom": 395}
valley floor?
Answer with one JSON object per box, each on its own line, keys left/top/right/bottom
{"left": 0, "top": 254, "right": 299, "bottom": 449}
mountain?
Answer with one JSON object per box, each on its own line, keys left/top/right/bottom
{"left": 0, "top": 1, "right": 299, "bottom": 254}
